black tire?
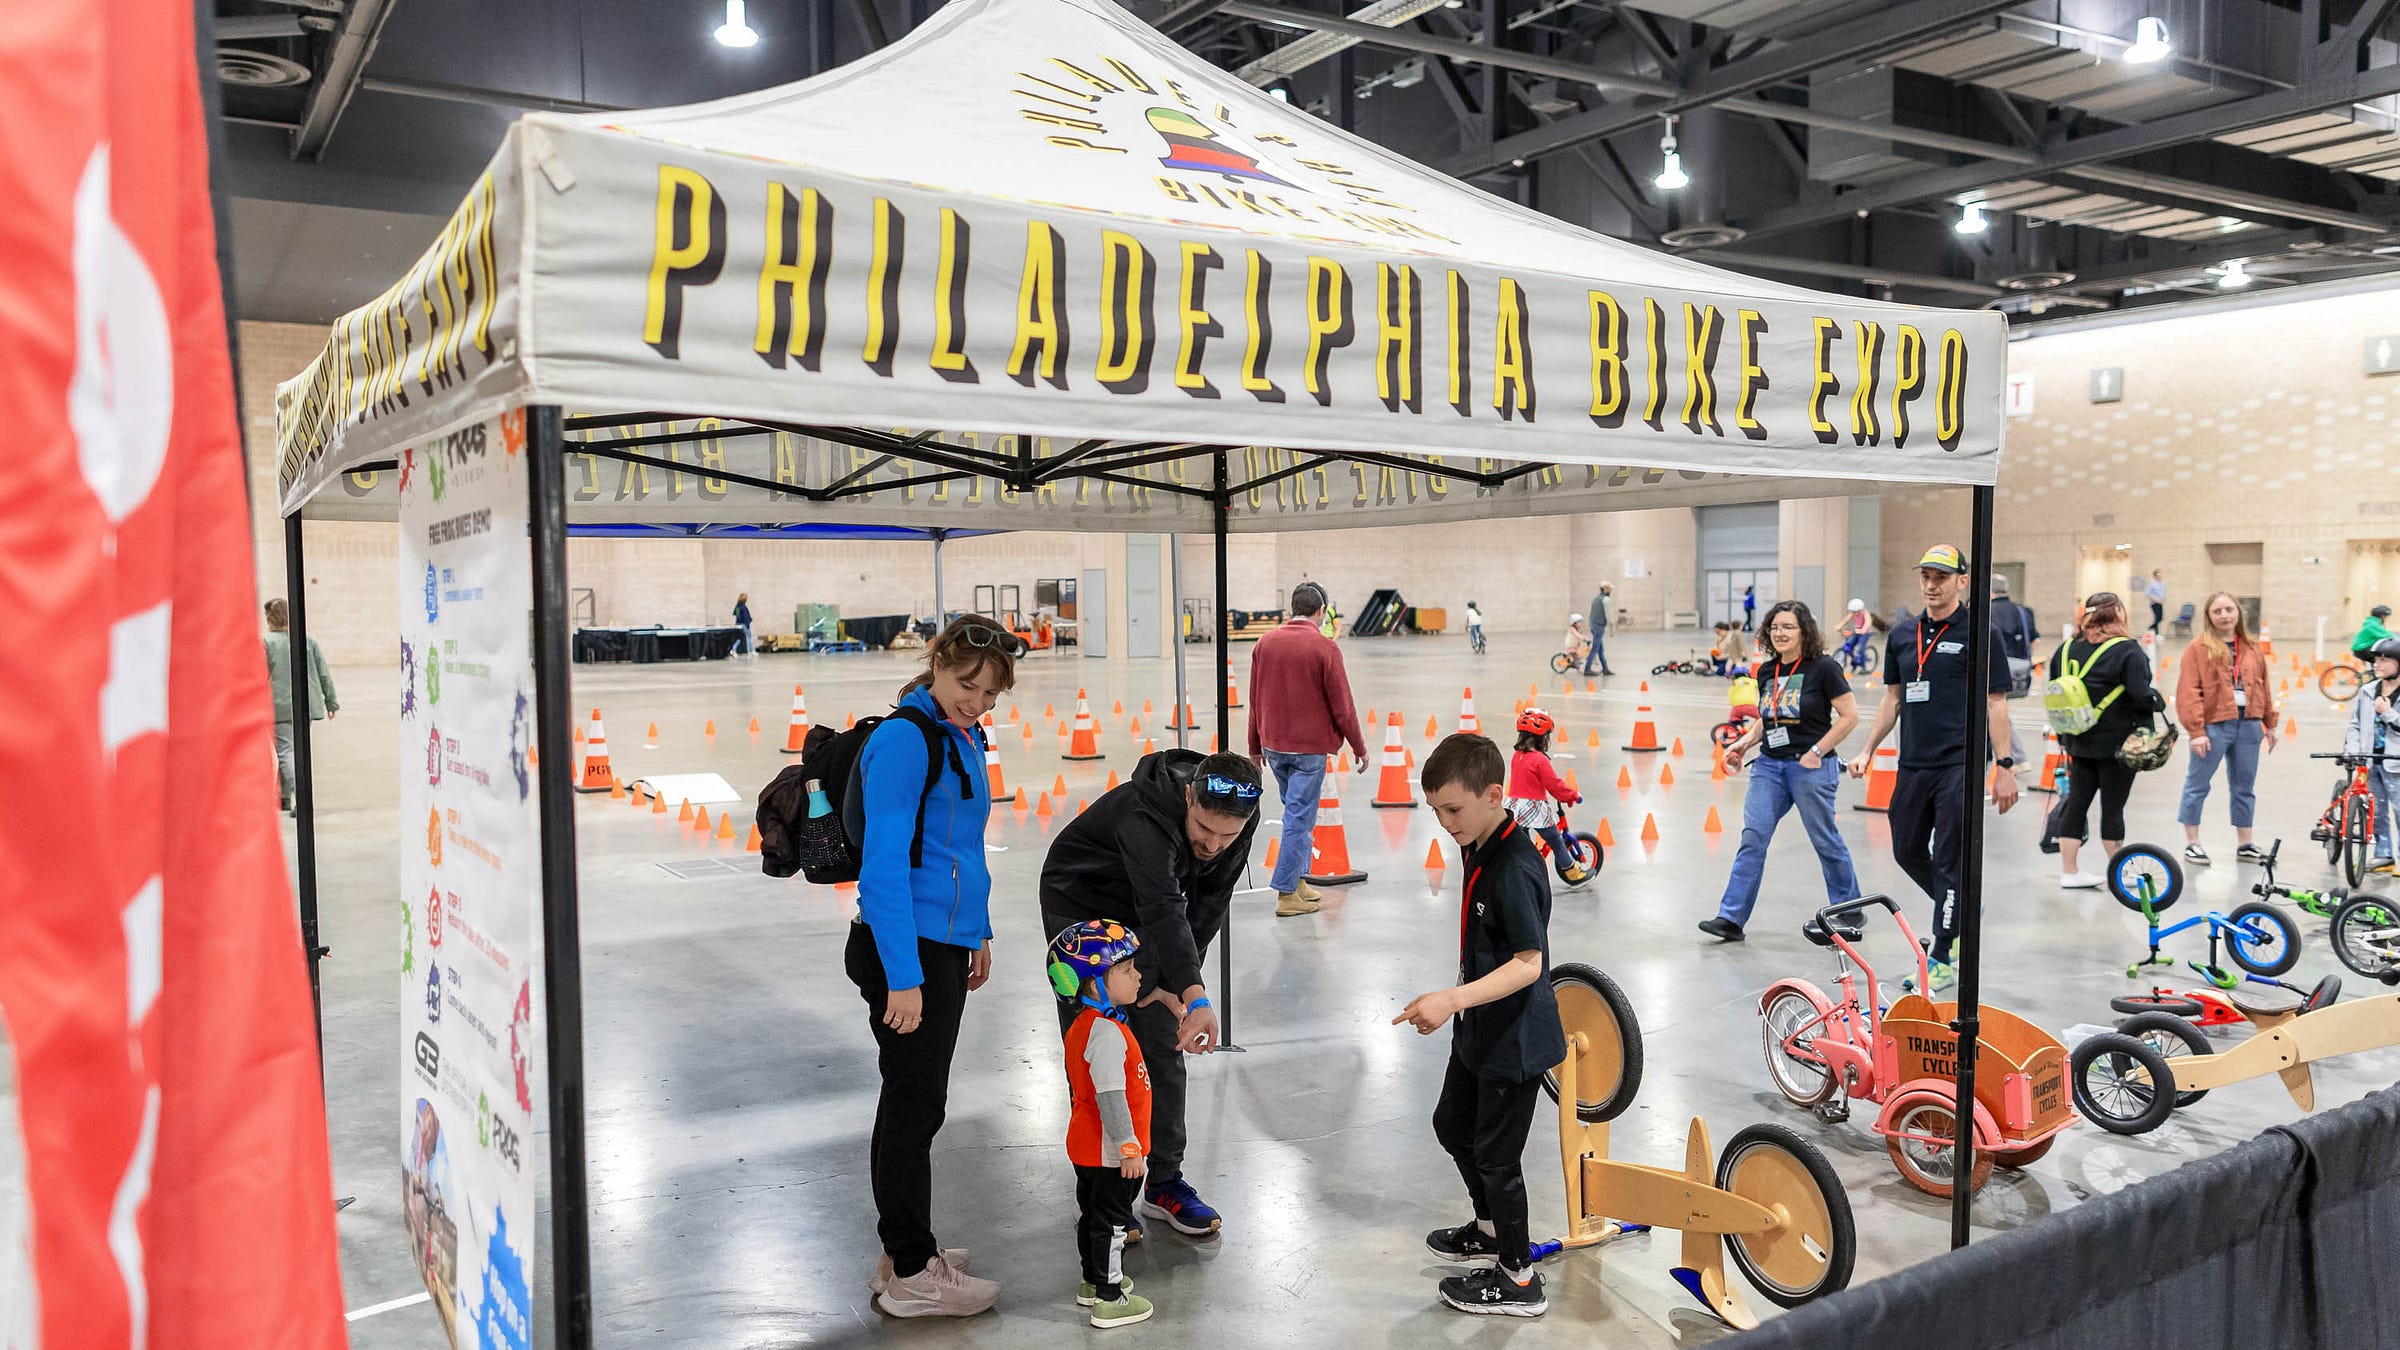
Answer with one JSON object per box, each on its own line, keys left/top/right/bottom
{"left": 2324, "top": 781, "right": 2349, "bottom": 865}
{"left": 2330, "top": 893, "right": 2400, "bottom": 981}
{"left": 1551, "top": 652, "right": 1575, "bottom": 674}
{"left": 1542, "top": 963, "right": 1644, "bottom": 1123}
{"left": 2344, "top": 794, "right": 2374, "bottom": 889}
{"left": 2109, "top": 993, "right": 2205, "bottom": 1019}
{"left": 2105, "top": 843, "right": 2184, "bottom": 915}
{"left": 2223, "top": 901, "right": 2302, "bottom": 977}
{"left": 2112, "top": 1011, "right": 2212, "bottom": 1107}
{"left": 1571, "top": 832, "right": 1604, "bottom": 876}
{"left": 2070, "top": 1032, "right": 2180, "bottom": 1135}
{"left": 1712, "top": 720, "right": 1744, "bottom": 749}
{"left": 2322, "top": 663, "right": 2364, "bottom": 703}
{"left": 1716, "top": 1124, "right": 1855, "bottom": 1308}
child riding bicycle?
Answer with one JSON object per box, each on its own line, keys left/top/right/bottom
{"left": 1507, "top": 709, "right": 1593, "bottom": 888}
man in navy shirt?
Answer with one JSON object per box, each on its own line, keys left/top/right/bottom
{"left": 1850, "top": 545, "right": 2019, "bottom": 991}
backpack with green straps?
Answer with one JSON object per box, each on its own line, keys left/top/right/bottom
{"left": 2044, "top": 637, "right": 2127, "bottom": 736}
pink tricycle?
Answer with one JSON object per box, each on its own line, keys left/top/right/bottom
{"left": 1758, "top": 895, "right": 2090, "bottom": 1197}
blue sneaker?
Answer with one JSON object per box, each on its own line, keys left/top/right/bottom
{"left": 1139, "top": 1174, "right": 1222, "bottom": 1236}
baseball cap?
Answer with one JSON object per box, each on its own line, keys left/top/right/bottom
{"left": 1916, "top": 544, "right": 1967, "bottom": 574}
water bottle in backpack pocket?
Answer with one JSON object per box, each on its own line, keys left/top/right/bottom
{"left": 753, "top": 709, "right": 970, "bottom": 883}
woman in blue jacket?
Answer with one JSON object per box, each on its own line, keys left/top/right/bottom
{"left": 846, "top": 614, "right": 1020, "bottom": 1317}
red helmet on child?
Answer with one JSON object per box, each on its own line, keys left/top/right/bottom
{"left": 1515, "top": 707, "right": 1555, "bottom": 737}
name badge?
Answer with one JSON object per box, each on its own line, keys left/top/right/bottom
{"left": 2233, "top": 688, "right": 2248, "bottom": 709}
{"left": 1935, "top": 641, "right": 1965, "bottom": 655}
{"left": 1765, "top": 727, "right": 1792, "bottom": 749}
{"left": 1906, "top": 681, "right": 1932, "bottom": 703}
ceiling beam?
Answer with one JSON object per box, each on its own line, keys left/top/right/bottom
{"left": 1442, "top": 0, "right": 2027, "bottom": 178}
{"left": 359, "top": 76, "right": 628, "bottom": 116}
{"left": 2063, "top": 163, "right": 2386, "bottom": 233}
{"left": 1215, "top": 0, "right": 1676, "bottom": 96}
{"left": 288, "top": 0, "right": 401, "bottom": 159}
{"left": 1682, "top": 249, "right": 2006, "bottom": 299}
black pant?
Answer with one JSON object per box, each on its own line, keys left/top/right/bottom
{"left": 1889, "top": 764, "right": 1968, "bottom": 964}
{"left": 2059, "top": 754, "right": 2137, "bottom": 844}
{"left": 2150, "top": 601, "right": 2164, "bottom": 633}
{"left": 1075, "top": 1164, "right": 1141, "bottom": 1299}
{"left": 1430, "top": 1056, "right": 1541, "bottom": 1272}
{"left": 843, "top": 922, "right": 972, "bottom": 1277}
{"left": 1046, "top": 910, "right": 1203, "bottom": 1181}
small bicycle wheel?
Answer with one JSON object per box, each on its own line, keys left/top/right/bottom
{"left": 2223, "top": 901, "right": 2302, "bottom": 977}
{"left": 2070, "top": 1032, "right": 2179, "bottom": 1135}
{"left": 1571, "top": 831, "right": 1604, "bottom": 876}
{"left": 1542, "top": 963, "right": 1644, "bottom": 1123}
{"left": 1882, "top": 1088, "right": 1993, "bottom": 1198}
{"left": 1550, "top": 652, "right": 1575, "bottom": 674}
{"left": 2324, "top": 784, "right": 2349, "bottom": 865}
{"left": 2330, "top": 893, "right": 2400, "bottom": 981}
{"left": 2112, "top": 1010, "right": 2211, "bottom": 1107}
{"left": 2343, "top": 795, "right": 2374, "bottom": 889}
{"left": 1717, "top": 1124, "right": 1855, "bottom": 1308}
{"left": 2321, "top": 663, "right": 2364, "bottom": 703}
{"left": 1759, "top": 989, "right": 1837, "bottom": 1108}
{"left": 2106, "top": 843, "right": 2185, "bottom": 915}
{"left": 2108, "top": 992, "right": 2205, "bottom": 1019}
{"left": 1857, "top": 645, "right": 1880, "bottom": 674}
{"left": 1712, "top": 720, "right": 1744, "bottom": 749}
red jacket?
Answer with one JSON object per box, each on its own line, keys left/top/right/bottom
{"left": 1247, "top": 619, "right": 1367, "bottom": 759}
{"left": 1509, "top": 751, "right": 1579, "bottom": 805}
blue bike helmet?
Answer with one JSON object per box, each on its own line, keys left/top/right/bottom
{"left": 1047, "top": 920, "right": 1141, "bottom": 1003}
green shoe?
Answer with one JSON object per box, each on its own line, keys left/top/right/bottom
{"left": 1077, "top": 1276, "right": 1136, "bottom": 1307}
{"left": 1088, "top": 1292, "right": 1155, "bottom": 1328}
{"left": 1903, "top": 962, "right": 1956, "bottom": 994}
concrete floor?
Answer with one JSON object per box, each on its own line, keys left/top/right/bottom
{"left": 14, "top": 627, "right": 2396, "bottom": 1345}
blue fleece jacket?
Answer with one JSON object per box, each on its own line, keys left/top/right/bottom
{"left": 856, "top": 685, "right": 993, "bottom": 988}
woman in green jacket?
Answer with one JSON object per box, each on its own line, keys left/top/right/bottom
{"left": 264, "top": 598, "right": 337, "bottom": 812}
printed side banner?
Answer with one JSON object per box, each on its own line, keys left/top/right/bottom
{"left": 397, "top": 409, "right": 540, "bottom": 1350}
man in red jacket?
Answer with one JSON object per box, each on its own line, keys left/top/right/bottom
{"left": 1249, "top": 582, "right": 1370, "bottom": 916}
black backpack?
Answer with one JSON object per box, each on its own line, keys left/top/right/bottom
{"left": 755, "top": 706, "right": 978, "bottom": 883}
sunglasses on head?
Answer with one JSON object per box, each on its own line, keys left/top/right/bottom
{"left": 1198, "top": 773, "right": 1263, "bottom": 803}
{"left": 952, "top": 620, "right": 1027, "bottom": 657}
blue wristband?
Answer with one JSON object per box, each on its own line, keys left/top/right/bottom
{"left": 1187, "top": 996, "right": 1212, "bottom": 1012}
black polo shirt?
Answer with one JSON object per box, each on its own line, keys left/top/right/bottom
{"left": 1454, "top": 819, "right": 1565, "bottom": 1084}
{"left": 1883, "top": 611, "right": 2012, "bottom": 770}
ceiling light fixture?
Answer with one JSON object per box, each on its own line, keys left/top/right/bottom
{"left": 2217, "top": 258, "right": 2252, "bottom": 289}
{"left": 1269, "top": 84, "right": 1290, "bottom": 102}
{"left": 714, "top": 0, "right": 759, "bottom": 48}
{"left": 1954, "top": 201, "right": 1988, "bottom": 235}
{"left": 2123, "top": 15, "right": 2170, "bottom": 63}
{"left": 1654, "top": 116, "right": 1688, "bottom": 191}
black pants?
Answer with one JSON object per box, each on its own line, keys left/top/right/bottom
{"left": 1075, "top": 1164, "right": 1141, "bottom": 1299}
{"left": 843, "top": 922, "right": 972, "bottom": 1278}
{"left": 1430, "top": 1056, "right": 1541, "bottom": 1272}
{"left": 2150, "top": 601, "right": 2164, "bottom": 633}
{"left": 2059, "top": 754, "right": 2137, "bottom": 844}
{"left": 1889, "top": 764, "right": 1968, "bottom": 964}
{"left": 1045, "top": 910, "right": 1204, "bottom": 1181}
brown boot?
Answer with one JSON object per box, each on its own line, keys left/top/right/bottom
{"left": 1294, "top": 877, "right": 1323, "bottom": 903}
{"left": 1275, "top": 891, "right": 1320, "bottom": 917}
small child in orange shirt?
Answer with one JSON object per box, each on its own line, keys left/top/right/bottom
{"left": 1049, "top": 921, "right": 1157, "bottom": 1328}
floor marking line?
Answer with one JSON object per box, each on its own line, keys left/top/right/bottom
{"left": 345, "top": 1291, "right": 432, "bottom": 1321}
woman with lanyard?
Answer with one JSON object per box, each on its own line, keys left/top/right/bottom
{"left": 2174, "top": 591, "right": 2278, "bottom": 865}
{"left": 1698, "top": 601, "right": 1863, "bottom": 943}
{"left": 2341, "top": 638, "right": 2400, "bottom": 871}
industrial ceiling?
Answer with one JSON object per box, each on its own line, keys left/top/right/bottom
{"left": 213, "top": 0, "right": 2400, "bottom": 325}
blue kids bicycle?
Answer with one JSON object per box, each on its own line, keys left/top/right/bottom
{"left": 2109, "top": 843, "right": 2302, "bottom": 985}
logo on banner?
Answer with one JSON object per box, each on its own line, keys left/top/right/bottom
{"left": 1146, "top": 107, "right": 1289, "bottom": 186}
{"left": 427, "top": 423, "right": 490, "bottom": 502}
{"left": 476, "top": 1090, "right": 523, "bottom": 1175}
{"left": 510, "top": 978, "right": 534, "bottom": 1113}
{"left": 500, "top": 407, "right": 526, "bottom": 456}
{"left": 425, "top": 961, "right": 444, "bottom": 1024}
{"left": 427, "top": 725, "right": 444, "bottom": 787}
{"left": 426, "top": 648, "right": 443, "bottom": 707}
{"left": 509, "top": 686, "right": 531, "bottom": 800}
{"left": 401, "top": 895, "right": 416, "bottom": 974}
{"left": 477, "top": 1208, "right": 534, "bottom": 1350}
{"left": 400, "top": 639, "right": 419, "bottom": 718}
{"left": 426, "top": 886, "right": 444, "bottom": 950}
{"left": 427, "top": 806, "right": 445, "bottom": 866}
{"left": 399, "top": 446, "right": 416, "bottom": 496}
{"left": 424, "top": 563, "right": 440, "bottom": 622}
{"left": 413, "top": 1031, "right": 442, "bottom": 1082}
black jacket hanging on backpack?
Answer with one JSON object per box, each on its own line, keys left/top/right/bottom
{"left": 755, "top": 705, "right": 978, "bottom": 883}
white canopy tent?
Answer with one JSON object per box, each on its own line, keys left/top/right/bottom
{"left": 269, "top": 0, "right": 2012, "bottom": 1340}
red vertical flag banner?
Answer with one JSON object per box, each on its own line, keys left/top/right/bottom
{"left": 0, "top": 2, "right": 349, "bottom": 1346}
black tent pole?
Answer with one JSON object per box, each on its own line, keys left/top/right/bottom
{"left": 1949, "top": 482, "right": 1998, "bottom": 1249}
{"left": 528, "top": 406, "right": 596, "bottom": 1346}
{"left": 284, "top": 514, "right": 326, "bottom": 1055}
{"left": 1214, "top": 452, "right": 1242, "bottom": 1053}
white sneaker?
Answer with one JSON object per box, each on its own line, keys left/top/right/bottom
{"left": 2060, "top": 872, "right": 2103, "bottom": 889}
{"left": 871, "top": 1248, "right": 970, "bottom": 1295}
{"left": 875, "top": 1253, "right": 999, "bottom": 1318}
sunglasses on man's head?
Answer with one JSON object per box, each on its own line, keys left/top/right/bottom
{"left": 1198, "top": 773, "right": 1263, "bottom": 803}
{"left": 953, "top": 621, "right": 1027, "bottom": 657}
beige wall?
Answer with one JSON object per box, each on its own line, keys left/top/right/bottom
{"left": 1878, "top": 284, "right": 2400, "bottom": 649}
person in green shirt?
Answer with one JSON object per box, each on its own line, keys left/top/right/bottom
{"left": 264, "top": 598, "right": 337, "bottom": 813}
{"left": 2354, "top": 605, "right": 2395, "bottom": 662}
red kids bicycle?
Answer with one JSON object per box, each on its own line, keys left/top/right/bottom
{"left": 2308, "top": 752, "right": 2400, "bottom": 887}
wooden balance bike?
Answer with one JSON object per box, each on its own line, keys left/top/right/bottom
{"left": 2073, "top": 974, "right": 2400, "bottom": 1135}
{"left": 1540, "top": 963, "right": 1855, "bottom": 1329}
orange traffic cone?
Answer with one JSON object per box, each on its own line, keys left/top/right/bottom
{"left": 1711, "top": 754, "right": 1727, "bottom": 782}
{"left": 748, "top": 715, "right": 761, "bottom": 736}
{"left": 1227, "top": 672, "right": 1244, "bottom": 709}
{"left": 1587, "top": 729, "right": 1601, "bottom": 750}
{"left": 1658, "top": 763, "right": 1676, "bottom": 786}
{"left": 1371, "top": 712, "right": 1416, "bottom": 809}
{"left": 1044, "top": 702, "right": 1057, "bottom": 721}
{"left": 1595, "top": 818, "right": 1616, "bottom": 848}
{"left": 652, "top": 788, "right": 669, "bottom": 816}
{"left": 983, "top": 739, "right": 1007, "bottom": 799}
{"left": 1170, "top": 697, "right": 1200, "bottom": 731}
{"left": 2285, "top": 716, "right": 2299, "bottom": 735}
{"left": 1425, "top": 714, "right": 1440, "bottom": 741}
{"left": 1140, "top": 735, "right": 1158, "bottom": 756}
{"left": 2029, "top": 730, "right": 2063, "bottom": 793}
{"left": 1623, "top": 703, "right": 1662, "bottom": 752}
{"left": 1424, "top": 839, "right": 1446, "bottom": 870}
{"left": 1854, "top": 745, "right": 1898, "bottom": 812}
{"left": 1336, "top": 750, "right": 1352, "bottom": 774}
{"left": 1129, "top": 716, "right": 1144, "bottom": 736}
{"left": 577, "top": 710, "right": 614, "bottom": 793}
{"left": 1304, "top": 765, "right": 1368, "bottom": 886}
{"left": 1703, "top": 805, "right": 1724, "bottom": 833}
{"left": 608, "top": 775, "right": 626, "bottom": 801}
{"left": 1616, "top": 764, "right": 1633, "bottom": 789}
{"left": 1009, "top": 705, "right": 1021, "bottom": 723}
{"left": 1113, "top": 699, "right": 1124, "bottom": 717}
{"left": 1052, "top": 773, "right": 1069, "bottom": 799}
{"left": 1564, "top": 769, "right": 1581, "bottom": 793}
{"left": 1064, "top": 689, "right": 1105, "bottom": 761}
{"left": 1105, "top": 770, "right": 1120, "bottom": 791}
{"left": 844, "top": 713, "right": 857, "bottom": 731}
{"left": 1020, "top": 722, "right": 1036, "bottom": 747}
{"left": 1639, "top": 813, "right": 1660, "bottom": 842}
{"left": 1263, "top": 836, "right": 1280, "bottom": 871}
{"left": 1011, "top": 787, "right": 1030, "bottom": 811}
{"left": 646, "top": 721, "right": 660, "bottom": 749}
{"left": 1457, "top": 687, "right": 1480, "bottom": 735}
{"left": 572, "top": 721, "right": 585, "bottom": 746}
{"left": 1036, "top": 792, "right": 1054, "bottom": 819}
{"left": 745, "top": 822, "right": 763, "bottom": 853}
{"left": 1142, "top": 699, "right": 1154, "bottom": 715}
{"left": 704, "top": 719, "right": 717, "bottom": 739}
{"left": 1669, "top": 737, "right": 1685, "bottom": 757}
{"left": 693, "top": 805, "right": 711, "bottom": 833}
{"left": 715, "top": 813, "right": 736, "bottom": 844}
{"left": 1585, "top": 679, "right": 1596, "bottom": 694}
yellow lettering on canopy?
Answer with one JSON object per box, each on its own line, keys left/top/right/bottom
{"left": 644, "top": 165, "right": 726, "bottom": 360}
{"left": 1808, "top": 317, "right": 1842, "bottom": 444}
{"left": 1375, "top": 262, "right": 1420, "bottom": 413}
{"left": 1303, "top": 256, "right": 1354, "bottom": 407}
{"left": 1850, "top": 321, "right": 1885, "bottom": 445}
{"left": 1681, "top": 303, "right": 1723, "bottom": 435}
{"left": 1176, "top": 242, "right": 1223, "bottom": 398}
{"left": 1007, "top": 221, "right": 1070, "bottom": 388}
{"left": 1445, "top": 270, "right": 1472, "bottom": 416}
{"left": 1890, "top": 325, "right": 1926, "bottom": 448}
{"left": 1936, "top": 328, "right": 1970, "bottom": 450}
{"left": 1587, "top": 290, "right": 1625, "bottom": 427}
{"left": 1492, "top": 278, "right": 1534, "bottom": 422}
{"left": 863, "top": 199, "right": 905, "bottom": 376}
{"left": 756, "top": 184, "right": 831, "bottom": 372}
{"left": 1241, "top": 249, "right": 1283, "bottom": 403}
{"left": 931, "top": 207, "right": 976, "bottom": 383}
{"left": 1097, "top": 230, "right": 1157, "bottom": 394}
{"left": 1734, "top": 309, "right": 1769, "bottom": 441}
{"left": 1639, "top": 298, "right": 1667, "bottom": 428}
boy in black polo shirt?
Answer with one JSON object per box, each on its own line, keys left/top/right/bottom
{"left": 1395, "top": 733, "right": 1567, "bottom": 1318}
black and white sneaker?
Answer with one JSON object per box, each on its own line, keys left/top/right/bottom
{"left": 2183, "top": 843, "right": 2212, "bottom": 865}
{"left": 1425, "top": 1223, "right": 1500, "bottom": 1266}
{"left": 1438, "top": 1267, "right": 1546, "bottom": 1317}
{"left": 2236, "top": 844, "right": 2268, "bottom": 864}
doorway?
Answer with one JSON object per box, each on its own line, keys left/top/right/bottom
{"left": 1081, "top": 568, "right": 1109, "bottom": 658}
{"left": 2076, "top": 547, "right": 2133, "bottom": 611}
{"left": 1703, "top": 570, "right": 1778, "bottom": 630}
{"left": 2345, "top": 541, "right": 2400, "bottom": 640}
{"left": 1127, "top": 535, "right": 1162, "bottom": 659}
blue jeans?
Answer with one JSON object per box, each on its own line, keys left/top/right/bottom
{"left": 1716, "top": 755, "right": 1860, "bottom": 927}
{"left": 2175, "top": 717, "right": 2263, "bottom": 829}
{"left": 2375, "top": 771, "right": 2400, "bottom": 863}
{"left": 1581, "top": 631, "right": 1610, "bottom": 675}
{"left": 1265, "top": 750, "right": 1327, "bottom": 893}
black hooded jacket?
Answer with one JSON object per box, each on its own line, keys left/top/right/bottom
{"left": 1037, "top": 749, "right": 1259, "bottom": 995}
